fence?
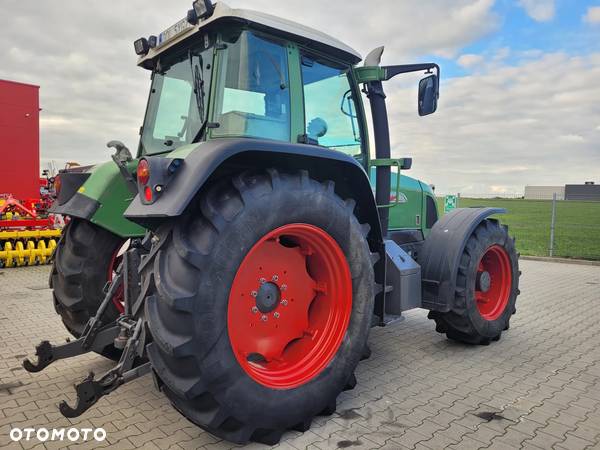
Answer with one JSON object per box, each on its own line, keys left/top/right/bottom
{"left": 438, "top": 196, "right": 600, "bottom": 261}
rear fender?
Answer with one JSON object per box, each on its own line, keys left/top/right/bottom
{"left": 419, "top": 207, "right": 505, "bottom": 312}
{"left": 124, "top": 138, "right": 383, "bottom": 245}
{"left": 50, "top": 161, "right": 146, "bottom": 238}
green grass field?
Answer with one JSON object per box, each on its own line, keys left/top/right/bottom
{"left": 437, "top": 197, "right": 600, "bottom": 260}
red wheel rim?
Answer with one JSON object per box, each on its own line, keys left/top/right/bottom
{"left": 227, "top": 223, "right": 352, "bottom": 389}
{"left": 108, "top": 248, "right": 125, "bottom": 314}
{"left": 475, "top": 245, "right": 512, "bottom": 321}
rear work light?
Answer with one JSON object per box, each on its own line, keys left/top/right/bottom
{"left": 134, "top": 38, "right": 149, "bottom": 56}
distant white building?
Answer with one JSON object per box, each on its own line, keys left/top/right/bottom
{"left": 524, "top": 186, "right": 565, "bottom": 200}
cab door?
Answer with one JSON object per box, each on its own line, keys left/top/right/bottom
{"left": 298, "top": 53, "right": 368, "bottom": 167}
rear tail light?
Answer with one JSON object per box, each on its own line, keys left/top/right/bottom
{"left": 144, "top": 186, "right": 153, "bottom": 202}
{"left": 137, "top": 159, "right": 150, "bottom": 185}
{"left": 137, "top": 157, "right": 183, "bottom": 204}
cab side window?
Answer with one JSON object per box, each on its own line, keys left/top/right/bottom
{"left": 301, "top": 56, "right": 361, "bottom": 156}
{"left": 213, "top": 31, "right": 291, "bottom": 142}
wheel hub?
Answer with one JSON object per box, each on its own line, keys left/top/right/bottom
{"left": 255, "top": 282, "right": 281, "bottom": 313}
{"left": 476, "top": 271, "right": 491, "bottom": 293}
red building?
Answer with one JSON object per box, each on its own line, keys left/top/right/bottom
{"left": 0, "top": 79, "right": 40, "bottom": 200}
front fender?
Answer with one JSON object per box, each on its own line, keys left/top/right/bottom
{"left": 419, "top": 207, "right": 505, "bottom": 312}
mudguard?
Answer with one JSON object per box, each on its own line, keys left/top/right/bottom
{"left": 124, "top": 138, "right": 383, "bottom": 244}
{"left": 419, "top": 207, "right": 505, "bottom": 312}
{"left": 50, "top": 161, "right": 146, "bottom": 238}
{"left": 53, "top": 173, "right": 91, "bottom": 208}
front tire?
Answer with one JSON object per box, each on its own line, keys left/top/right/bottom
{"left": 428, "top": 219, "right": 520, "bottom": 345}
{"left": 144, "top": 169, "right": 375, "bottom": 444}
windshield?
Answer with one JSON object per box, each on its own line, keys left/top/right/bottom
{"left": 140, "top": 43, "right": 213, "bottom": 155}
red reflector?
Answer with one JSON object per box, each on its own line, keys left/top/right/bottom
{"left": 137, "top": 159, "right": 150, "bottom": 186}
{"left": 53, "top": 175, "right": 62, "bottom": 197}
{"left": 144, "top": 186, "right": 153, "bottom": 202}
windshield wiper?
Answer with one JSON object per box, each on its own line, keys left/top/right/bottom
{"left": 190, "top": 52, "right": 205, "bottom": 119}
{"left": 189, "top": 50, "right": 208, "bottom": 143}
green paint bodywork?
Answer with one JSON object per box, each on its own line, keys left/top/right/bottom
{"left": 368, "top": 168, "right": 429, "bottom": 232}
{"left": 353, "top": 66, "right": 386, "bottom": 84}
{"left": 73, "top": 24, "right": 436, "bottom": 240}
{"left": 287, "top": 43, "right": 305, "bottom": 142}
{"left": 78, "top": 161, "right": 146, "bottom": 238}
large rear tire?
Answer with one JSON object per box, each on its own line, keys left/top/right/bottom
{"left": 143, "top": 169, "right": 376, "bottom": 444}
{"left": 50, "top": 219, "right": 125, "bottom": 358}
{"left": 428, "top": 219, "right": 520, "bottom": 345}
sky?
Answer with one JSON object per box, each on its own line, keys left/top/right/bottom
{"left": 1, "top": 0, "right": 599, "bottom": 196}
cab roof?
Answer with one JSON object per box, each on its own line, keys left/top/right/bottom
{"left": 138, "top": 2, "right": 362, "bottom": 68}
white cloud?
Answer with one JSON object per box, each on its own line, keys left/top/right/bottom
{"left": 1, "top": 1, "right": 598, "bottom": 196}
{"left": 229, "top": 0, "right": 500, "bottom": 60}
{"left": 583, "top": 6, "right": 600, "bottom": 25}
{"left": 457, "top": 48, "right": 510, "bottom": 72}
{"left": 384, "top": 52, "right": 600, "bottom": 195}
{"left": 40, "top": 116, "right": 72, "bottom": 128}
{"left": 518, "top": 0, "right": 555, "bottom": 22}
{"left": 457, "top": 54, "right": 484, "bottom": 68}
{"left": 559, "top": 134, "right": 585, "bottom": 143}
{"left": 493, "top": 47, "right": 510, "bottom": 61}
{"left": 0, "top": 0, "right": 501, "bottom": 168}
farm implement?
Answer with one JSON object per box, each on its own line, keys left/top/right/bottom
{"left": 0, "top": 194, "right": 60, "bottom": 267}
{"left": 23, "top": 1, "right": 520, "bottom": 445}
{"left": 0, "top": 79, "right": 61, "bottom": 267}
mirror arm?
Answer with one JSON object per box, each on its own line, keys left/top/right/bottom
{"left": 382, "top": 63, "right": 440, "bottom": 81}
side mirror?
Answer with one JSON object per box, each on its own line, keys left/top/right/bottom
{"left": 418, "top": 74, "right": 438, "bottom": 116}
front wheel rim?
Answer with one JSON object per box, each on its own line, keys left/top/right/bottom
{"left": 475, "top": 245, "right": 512, "bottom": 321}
{"left": 227, "top": 223, "right": 352, "bottom": 389}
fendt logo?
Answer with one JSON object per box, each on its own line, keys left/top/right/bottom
{"left": 9, "top": 427, "right": 107, "bottom": 443}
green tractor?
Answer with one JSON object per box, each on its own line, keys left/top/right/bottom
{"left": 26, "top": 1, "right": 520, "bottom": 445}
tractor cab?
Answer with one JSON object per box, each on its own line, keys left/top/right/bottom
{"left": 134, "top": 1, "right": 440, "bottom": 241}
{"left": 136, "top": 2, "right": 365, "bottom": 158}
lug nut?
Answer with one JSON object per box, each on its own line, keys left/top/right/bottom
{"left": 274, "top": 312, "right": 280, "bottom": 319}
{"left": 272, "top": 275, "right": 279, "bottom": 281}
{"left": 251, "top": 291, "right": 258, "bottom": 298}
{"left": 259, "top": 278, "right": 266, "bottom": 284}
{"left": 261, "top": 315, "right": 268, "bottom": 322}
{"left": 281, "top": 284, "right": 287, "bottom": 291}
{"left": 281, "top": 299, "right": 288, "bottom": 306}
{"left": 252, "top": 306, "right": 259, "bottom": 314}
